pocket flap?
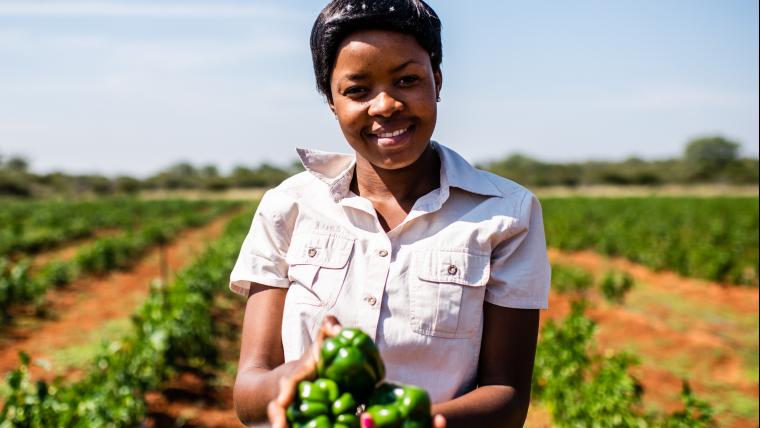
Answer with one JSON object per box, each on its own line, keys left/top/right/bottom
{"left": 416, "top": 250, "right": 490, "bottom": 286}
{"left": 286, "top": 233, "right": 354, "bottom": 269}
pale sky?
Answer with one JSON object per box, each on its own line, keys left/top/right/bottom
{"left": 0, "top": 0, "right": 757, "bottom": 177}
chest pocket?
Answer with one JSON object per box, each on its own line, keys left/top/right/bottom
{"left": 286, "top": 232, "right": 354, "bottom": 309}
{"left": 410, "top": 250, "right": 490, "bottom": 338}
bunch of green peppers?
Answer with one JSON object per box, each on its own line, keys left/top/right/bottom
{"left": 286, "top": 378, "right": 360, "bottom": 428}
{"left": 363, "top": 383, "right": 432, "bottom": 428}
{"left": 318, "top": 327, "right": 386, "bottom": 401}
{"left": 286, "top": 328, "right": 432, "bottom": 428}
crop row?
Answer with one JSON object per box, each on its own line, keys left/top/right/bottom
{"left": 0, "top": 199, "right": 229, "bottom": 258}
{"left": 551, "top": 263, "right": 635, "bottom": 303}
{"left": 533, "top": 266, "right": 715, "bottom": 427}
{"left": 0, "top": 208, "right": 253, "bottom": 427}
{"left": 0, "top": 202, "right": 239, "bottom": 320}
{"left": 533, "top": 301, "right": 715, "bottom": 427}
{"left": 541, "top": 260, "right": 732, "bottom": 426}
{"left": 541, "top": 197, "right": 759, "bottom": 285}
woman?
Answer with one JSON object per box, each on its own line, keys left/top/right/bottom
{"left": 229, "top": 1, "right": 550, "bottom": 426}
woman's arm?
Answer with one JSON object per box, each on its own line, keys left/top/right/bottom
{"left": 233, "top": 282, "right": 292, "bottom": 424}
{"left": 431, "top": 303, "right": 540, "bottom": 427}
{"left": 233, "top": 282, "right": 342, "bottom": 426}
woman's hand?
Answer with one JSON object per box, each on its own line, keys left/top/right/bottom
{"left": 433, "top": 414, "right": 447, "bottom": 428}
{"left": 359, "top": 414, "right": 447, "bottom": 428}
{"left": 267, "top": 315, "right": 343, "bottom": 428}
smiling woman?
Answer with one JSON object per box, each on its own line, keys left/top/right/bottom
{"left": 330, "top": 30, "right": 441, "bottom": 173}
{"left": 229, "top": 1, "right": 551, "bottom": 427}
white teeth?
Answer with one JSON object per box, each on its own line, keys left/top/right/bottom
{"left": 377, "top": 127, "right": 408, "bottom": 138}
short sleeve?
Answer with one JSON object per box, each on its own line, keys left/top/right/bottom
{"left": 229, "top": 190, "right": 296, "bottom": 296}
{"left": 485, "top": 192, "right": 551, "bottom": 309}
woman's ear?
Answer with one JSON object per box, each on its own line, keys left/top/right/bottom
{"left": 434, "top": 70, "right": 443, "bottom": 100}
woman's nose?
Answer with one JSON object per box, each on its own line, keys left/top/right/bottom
{"left": 367, "top": 91, "right": 403, "bottom": 117}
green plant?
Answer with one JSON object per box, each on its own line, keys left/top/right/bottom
{"left": 552, "top": 264, "right": 594, "bottom": 294}
{"left": 532, "top": 300, "right": 716, "bottom": 427}
{"left": 0, "top": 209, "right": 254, "bottom": 427}
{"left": 600, "top": 270, "right": 635, "bottom": 303}
{"left": 542, "top": 197, "right": 758, "bottom": 285}
{"left": 662, "top": 382, "right": 716, "bottom": 428}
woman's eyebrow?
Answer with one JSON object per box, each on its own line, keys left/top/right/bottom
{"left": 389, "top": 59, "right": 423, "bottom": 73}
{"left": 338, "top": 60, "right": 424, "bottom": 83}
{"left": 341, "top": 72, "right": 368, "bottom": 82}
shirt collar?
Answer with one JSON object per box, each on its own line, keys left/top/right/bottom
{"left": 296, "top": 141, "right": 502, "bottom": 203}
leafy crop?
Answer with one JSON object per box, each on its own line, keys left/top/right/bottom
{"left": 0, "top": 210, "right": 253, "bottom": 427}
{"left": 542, "top": 197, "right": 759, "bottom": 285}
{"left": 0, "top": 199, "right": 228, "bottom": 258}
{"left": 533, "top": 301, "right": 716, "bottom": 427}
{"left": 552, "top": 264, "right": 635, "bottom": 303}
{"left": 551, "top": 264, "right": 595, "bottom": 294}
{"left": 0, "top": 201, "right": 239, "bottom": 320}
{"left": 600, "top": 270, "right": 635, "bottom": 303}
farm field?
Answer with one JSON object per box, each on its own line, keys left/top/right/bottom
{"left": 0, "top": 195, "right": 757, "bottom": 427}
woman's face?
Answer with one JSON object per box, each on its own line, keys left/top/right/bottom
{"left": 329, "top": 29, "right": 442, "bottom": 170}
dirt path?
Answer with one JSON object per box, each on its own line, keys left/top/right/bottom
{"left": 0, "top": 212, "right": 240, "bottom": 379}
{"left": 546, "top": 248, "right": 759, "bottom": 428}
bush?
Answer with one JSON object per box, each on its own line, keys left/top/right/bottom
{"left": 600, "top": 270, "right": 635, "bottom": 303}
{"left": 552, "top": 264, "right": 594, "bottom": 294}
{"left": 533, "top": 300, "right": 716, "bottom": 427}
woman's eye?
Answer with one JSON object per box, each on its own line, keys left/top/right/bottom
{"left": 344, "top": 86, "right": 367, "bottom": 96}
{"left": 398, "top": 75, "right": 420, "bottom": 86}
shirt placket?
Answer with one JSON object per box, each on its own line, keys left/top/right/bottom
{"left": 337, "top": 189, "right": 448, "bottom": 341}
{"left": 356, "top": 236, "right": 392, "bottom": 342}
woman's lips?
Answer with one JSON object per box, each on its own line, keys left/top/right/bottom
{"left": 369, "top": 125, "right": 414, "bottom": 148}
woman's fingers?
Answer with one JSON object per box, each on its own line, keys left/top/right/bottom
{"left": 320, "top": 315, "right": 343, "bottom": 339}
{"left": 433, "top": 414, "right": 447, "bottom": 428}
{"left": 267, "top": 399, "right": 287, "bottom": 428}
{"left": 360, "top": 413, "right": 444, "bottom": 428}
{"left": 275, "top": 376, "right": 297, "bottom": 407}
{"left": 270, "top": 316, "right": 343, "bottom": 426}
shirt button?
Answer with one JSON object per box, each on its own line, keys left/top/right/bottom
{"left": 448, "top": 265, "right": 458, "bottom": 275}
{"left": 308, "top": 248, "right": 317, "bottom": 257}
{"left": 367, "top": 296, "right": 377, "bottom": 306}
{"left": 378, "top": 249, "right": 388, "bottom": 257}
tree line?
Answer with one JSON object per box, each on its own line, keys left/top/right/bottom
{"left": 479, "top": 136, "right": 758, "bottom": 187}
{"left": 1, "top": 136, "right": 757, "bottom": 197}
{"left": 0, "top": 158, "right": 304, "bottom": 197}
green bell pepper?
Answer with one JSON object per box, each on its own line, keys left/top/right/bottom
{"left": 317, "top": 328, "right": 386, "bottom": 401}
{"left": 363, "top": 383, "right": 432, "bottom": 428}
{"left": 287, "top": 378, "right": 361, "bottom": 428}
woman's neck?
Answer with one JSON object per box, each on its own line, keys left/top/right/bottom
{"left": 350, "top": 143, "right": 441, "bottom": 206}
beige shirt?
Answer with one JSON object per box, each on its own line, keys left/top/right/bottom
{"left": 230, "top": 142, "right": 550, "bottom": 403}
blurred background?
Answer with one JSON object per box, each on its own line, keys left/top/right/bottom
{"left": 0, "top": 1, "right": 757, "bottom": 427}
{"left": 1, "top": 0, "right": 758, "bottom": 190}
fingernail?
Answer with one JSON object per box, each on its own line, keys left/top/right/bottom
{"left": 361, "top": 414, "right": 375, "bottom": 428}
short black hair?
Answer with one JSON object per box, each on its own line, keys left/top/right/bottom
{"left": 310, "top": 0, "right": 442, "bottom": 102}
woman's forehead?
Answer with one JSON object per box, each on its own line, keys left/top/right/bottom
{"left": 334, "top": 30, "right": 429, "bottom": 66}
